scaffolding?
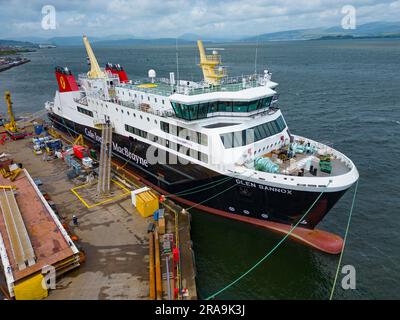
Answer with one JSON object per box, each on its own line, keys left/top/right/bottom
{"left": 97, "top": 122, "right": 112, "bottom": 194}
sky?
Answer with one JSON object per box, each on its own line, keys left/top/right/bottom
{"left": 0, "top": 0, "right": 399, "bottom": 39}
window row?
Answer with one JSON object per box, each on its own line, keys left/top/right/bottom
{"left": 77, "top": 106, "right": 93, "bottom": 117}
{"left": 124, "top": 124, "right": 208, "bottom": 163}
{"left": 160, "top": 121, "right": 208, "bottom": 146}
{"left": 117, "top": 90, "right": 165, "bottom": 104}
{"left": 171, "top": 96, "right": 273, "bottom": 121}
{"left": 220, "top": 116, "right": 287, "bottom": 149}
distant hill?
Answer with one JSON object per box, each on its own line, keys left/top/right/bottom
{"left": 315, "top": 33, "right": 400, "bottom": 40}
{"left": 241, "top": 21, "right": 400, "bottom": 42}
{"left": 0, "top": 39, "right": 37, "bottom": 47}
{"left": 94, "top": 38, "right": 195, "bottom": 46}
{"left": 243, "top": 28, "right": 325, "bottom": 41}
{"left": 3, "top": 21, "right": 400, "bottom": 47}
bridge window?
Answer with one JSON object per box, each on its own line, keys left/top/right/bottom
{"left": 220, "top": 115, "right": 287, "bottom": 148}
{"left": 171, "top": 96, "right": 274, "bottom": 120}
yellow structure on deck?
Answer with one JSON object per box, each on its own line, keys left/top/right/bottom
{"left": 73, "top": 134, "right": 86, "bottom": 146}
{"left": 197, "top": 40, "right": 226, "bottom": 85}
{"left": 4, "top": 91, "right": 17, "bottom": 133}
{"left": 83, "top": 35, "right": 105, "bottom": 79}
{"left": 131, "top": 187, "right": 159, "bottom": 218}
{"left": 13, "top": 274, "right": 48, "bottom": 300}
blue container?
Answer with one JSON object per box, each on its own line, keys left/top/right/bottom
{"left": 34, "top": 124, "right": 44, "bottom": 135}
{"left": 153, "top": 210, "right": 159, "bottom": 221}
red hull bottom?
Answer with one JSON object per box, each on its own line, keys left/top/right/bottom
{"left": 169, "top": 193, "right": 343, "bottom": 255}
{"left": 116, "top": 166, "right": 344, "bottom": 255}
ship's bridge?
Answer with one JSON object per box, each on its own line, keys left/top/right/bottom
{"left": 168, "top": 74, "right": 278, "bottom": 121}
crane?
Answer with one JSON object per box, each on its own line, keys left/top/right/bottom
{"left": 4, "top": 91, "right": 17, "bottom": 133}
{"left": 3, "top": 91, "right": 26, "bottom": 140}
{"left": 82, "top": 35, "right": 105, "bottom": 79}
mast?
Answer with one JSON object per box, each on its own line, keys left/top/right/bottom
{"left": 83, "top": 35, "right": 105, "bottom": 79}
{"left": 197, "top": 40, "right": 225, "bottom": 85}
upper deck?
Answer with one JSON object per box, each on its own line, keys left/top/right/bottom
{"left": 117, "top": 73, "right": 278, "bottom": 99}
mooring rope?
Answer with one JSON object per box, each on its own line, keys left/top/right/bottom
{"left": 329, "top": 180, "right": 359, "bottom": 300}
{"left": 185, "top": 173, "right": 256, "bottom": 211}
{"left": 204, "top": 182, "right": 331, "bottom": 300}
{"left": 166, "top": 175, "right": 236, "bottom": 198}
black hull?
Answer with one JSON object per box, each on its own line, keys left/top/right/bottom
{"left": 48, "top": 113, "right": 347, "bottom": 229}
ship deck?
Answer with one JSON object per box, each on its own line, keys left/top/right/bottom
{"left": 278, "top": 152, "right": 351, "bottom": 178}
{"left": 118, "top": 75, "right": 278, "bottom": 97}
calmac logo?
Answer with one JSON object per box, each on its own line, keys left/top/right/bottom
{"left": 59, "top": 76, "right": 66, "bottom": 90}
{"left": 84, "top": 127, "right": 148, "bottom": 167}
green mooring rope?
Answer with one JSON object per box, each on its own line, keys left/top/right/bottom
{"left": 329, "top": 180, "right": 359, "bottom": 300}
{"left": 165, "top": 175, "right": 235, "bottom": 198}
{"left": 205, "top": 182, "right": 331, "bottom": 300}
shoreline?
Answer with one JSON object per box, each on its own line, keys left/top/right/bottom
{"left": 0, "top": 59, "right": 30, "bottom": 73}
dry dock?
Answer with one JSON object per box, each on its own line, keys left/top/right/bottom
{"left": 0, "top": 124, "right": 197, "bottom": 300}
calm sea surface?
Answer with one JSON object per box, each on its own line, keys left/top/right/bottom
{"left": 0, "top": 39, "right": 399, "bottom": 299}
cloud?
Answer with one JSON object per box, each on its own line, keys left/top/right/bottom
{"left": 0, "top": 0, "right": 399, "bottom": 39}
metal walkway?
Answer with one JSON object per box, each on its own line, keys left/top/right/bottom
{"left": 97, "top": 122, "right": 113, "bottom": 194}
{"left": 0, "top": 188, "right": 35, "bottom": 270}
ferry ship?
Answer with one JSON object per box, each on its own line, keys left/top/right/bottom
{"left": 45, "top": 36, "right": 359, "bottom": 252}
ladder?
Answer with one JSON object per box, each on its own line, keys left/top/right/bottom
{"left": 97, "top": 122, "right": 112, "bottom": 194}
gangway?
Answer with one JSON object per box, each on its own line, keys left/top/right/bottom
{"left": 0, "top": 188, "right": 36, "bottom": 270}
{"left": 97, "top": 122, "right": 112, "bottom": 194}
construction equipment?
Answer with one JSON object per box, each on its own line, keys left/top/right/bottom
{"left": 4, "top": 91, "right": 17, "bottom": 133}
{"left": 0, "top": 185, "right": 16, "bottom": 190}
{"left": 1, "top": 166, "right": 22, "bottom": 181}
{"left": 97, "top": 122, "right": 112, "bottom": 194}
{"left": 197, "top": 40, "right": 226, "bottom": 86}
{"left": 73, "top": 134, "right": 86, "bottom": 147}
{"left": 9, "top": 168, "right": 22, "bottom": 182}
{"left": 83, "top": 36, "right": 105, "bottom": 79}
{"left": 3, "top": 92, "right": 26, "bottom": 140}
{"left": 0, "top": 168, "right": 11, "bottom": 178}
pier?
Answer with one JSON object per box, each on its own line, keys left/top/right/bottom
{"left": 0, "top": 122, "right": 197, "bottom": 300}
